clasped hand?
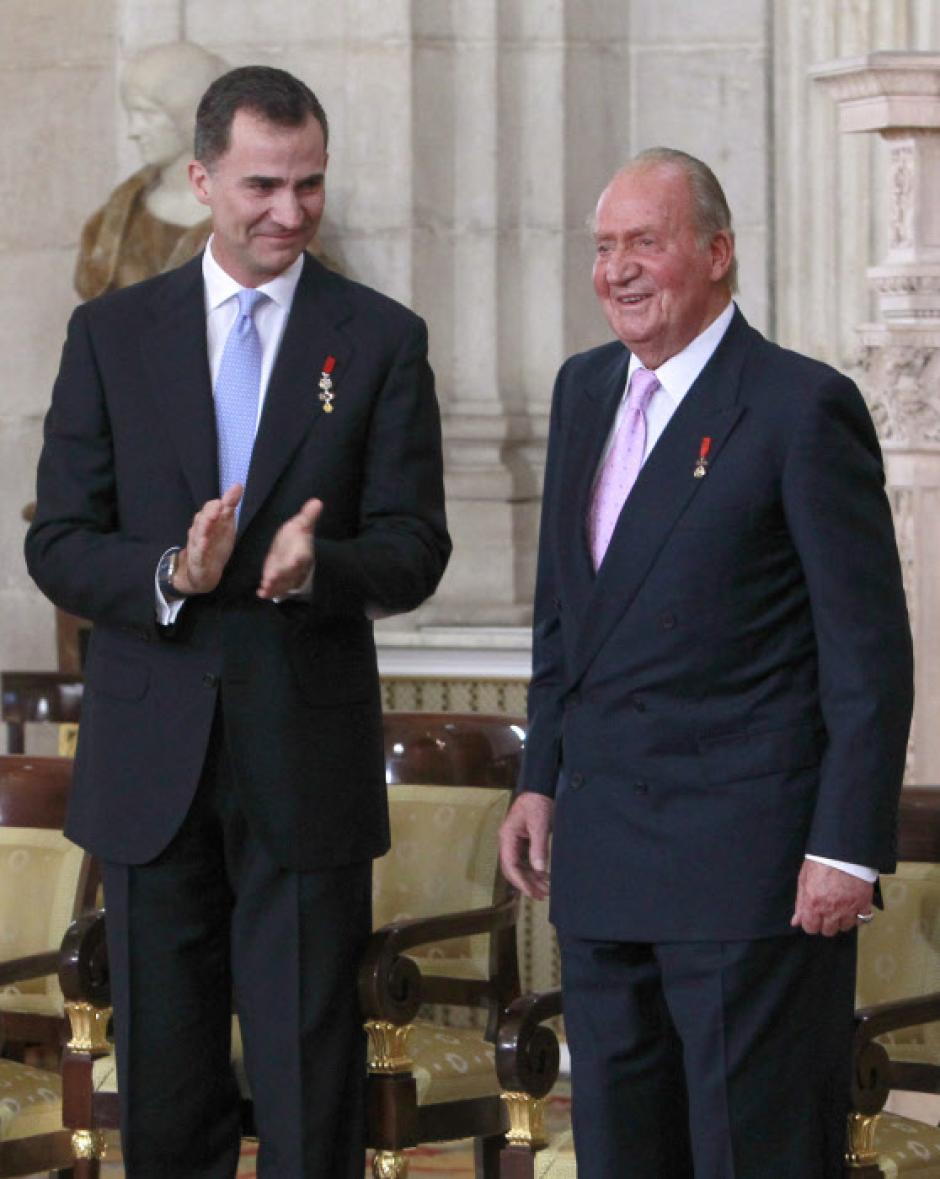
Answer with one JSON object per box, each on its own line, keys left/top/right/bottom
{"left": 172, "top": 484, "right": 323, "bottom": 599}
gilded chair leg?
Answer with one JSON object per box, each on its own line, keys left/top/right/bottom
{"left": 71, "top": 1127, "right": 107, "bottom": 1179}
{"left": 844, "top": 1112, "right": 884, "bottom": 1177}
{"left": 373, "top": 1149, "right": 409, "bottom": 1178}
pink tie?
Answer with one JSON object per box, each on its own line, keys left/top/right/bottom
{"left": 589, "top": 367, "right": 660, "bottom": 569}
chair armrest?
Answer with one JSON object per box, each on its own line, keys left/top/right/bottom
{"left": 358, "top": 897, "right": 518, "bottom": 1024}
{"left": 855, "top": 991, "right": 940, "bottom": 1044}
{"left": 58, "top": 909, "right": 110, "bottom": 1007}
{"left": 0, "top": 950, "right": 59, "bottom": 987}
{"left": 496, "top": 989, "right": 562, "bottom": 1099}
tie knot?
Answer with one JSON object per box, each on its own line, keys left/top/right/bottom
{"left": 236, "top": 288, "right": 266, "bottom": 320}
{"left": 628, "top": 367, "right": 659, "bottom": 412}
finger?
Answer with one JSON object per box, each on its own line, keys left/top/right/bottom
{"left": 296, "top": 498, "right": 323, "bottom": 531}
{"left": 221, "top": 483, "right": 244, "bottom": 508}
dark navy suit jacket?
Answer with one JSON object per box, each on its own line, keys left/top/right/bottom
{"left": 26, "top": 252, "right": 451, "bottom": 870}
{"left": 518, "top": 309, "right": 913, "bottom": 942}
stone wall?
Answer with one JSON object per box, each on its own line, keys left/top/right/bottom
{"left": 3, "top": 0, "right": 939, "bottom": 696}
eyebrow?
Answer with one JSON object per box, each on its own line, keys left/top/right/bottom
{"left": 243, "top": 171, "right": 325, "bottom": 186}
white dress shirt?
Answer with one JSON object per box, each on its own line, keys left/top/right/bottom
{"left": 599, "top": 300, "right": 876, "bottom": 886}
{"left": 155, "top": 237, "right": 305, "bottom": 624}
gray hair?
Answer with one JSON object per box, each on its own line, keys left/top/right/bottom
{"left": 595, "top": 147, "right": 739, "bottom": 294}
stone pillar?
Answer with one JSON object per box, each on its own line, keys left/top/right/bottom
{"left": 814, "top": 53, "right": 940, "bottom": 784}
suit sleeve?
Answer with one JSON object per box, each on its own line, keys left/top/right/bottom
{"left": 782, "top": 373, "right": 914, "bottom": 872}
{"left": 309, "top": 316, "right": 451, "bottom": 618}
{"left": 516, "top": 361, "right": 571, "bottom": 798}
{"left": 25, "top": 306, "right": 169, "bottom": 634}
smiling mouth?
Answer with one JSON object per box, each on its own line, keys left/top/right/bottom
{"left": 615, "top": 293, "right": 652, "bottom": 306}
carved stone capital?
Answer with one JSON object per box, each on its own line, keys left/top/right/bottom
{"left": 365, "top": 1020, "right": 414, "bottom": 1074}
{"left": 66, "top": 1000, "right": 112, "bottom": 1054}
{"left": 857, "top": 340, "right": 940, "bottom": 449}
{"left": 500, "top": 1090, "right": 548, "bottom": 1149}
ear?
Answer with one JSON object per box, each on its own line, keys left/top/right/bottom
{"left": 188, "top": 159, "right": 212, "bottom": 208}
{"left": 709, "top": 230, "right": 734, "bottom": 283}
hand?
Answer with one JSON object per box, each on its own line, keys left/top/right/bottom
{"left": 498, "top": 793, "right": 553, "bottom": 900}
{"left": 174, "top": 484, "right": 242, "bottom": 595}
{"left": 257, "top": 498, "right": 323, "bottom": 600}
{"left": 790, "top": 859, "right": 875, "bottom": 936}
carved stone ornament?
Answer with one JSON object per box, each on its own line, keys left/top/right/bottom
{"left": 889, "top": 142, "right": 915, "bottom": 251}
{"left": 859, "top": 344, "right": 940, "bottom": 448}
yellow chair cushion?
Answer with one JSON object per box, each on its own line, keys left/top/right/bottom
{"left": 0, "top": 828, "right": 86, "bottom": 1018}
{"left": 409, "top": 1022, "right": 497, "bottom": 1105}
{"left": 857, "top": 863, "right": 940, "bottom": 1059}
{"left": 0, "top": 1059, "right": 62, "bottom": 1142}
{"left": 873, "top": 1112, "right": 940, "bottom": 1176}
{"left": 374, "top": 786, "right": 509, "bottom": 984}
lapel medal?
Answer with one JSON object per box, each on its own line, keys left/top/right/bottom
{"left": 693, "top": 436, "right": 711, "bottom": 479}
{"left": 318, "top": 355, "right": 337, "bottom": 413}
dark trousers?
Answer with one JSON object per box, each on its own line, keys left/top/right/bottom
{"left": 559, "top": 931, "right": 857, "bottom": 1179}
{"left": 101, "top": 718, "right": 372, "bottom": 1179}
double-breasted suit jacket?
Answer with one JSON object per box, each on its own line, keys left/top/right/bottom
{"left": 519, "top": 309, "right": 913, "bottom": 942}
{"left": 26, "top": 251, "right": 451, "bottom": 870}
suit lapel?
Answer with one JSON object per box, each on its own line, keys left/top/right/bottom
{"left": 237, "top": 255, "right": 353, "bottom": 536}
{"left": 557, "top": 348, "right": 630, "bottom": 613}
{"left": 139, "top": 256, "right": 219, "bottom": 511}
{"left": 571, "top": 310, "right": 752, "bottom": 685}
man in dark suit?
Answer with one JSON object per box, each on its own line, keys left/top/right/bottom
{"left": 26, "top": 66, "right": 450, "bottom": 1178}
{"left": 499, "top": 148, "right": 913, "bottom": 1177}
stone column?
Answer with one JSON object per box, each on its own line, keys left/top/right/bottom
{"left": 814, "top": 53, "right": 940, "bottom": 784}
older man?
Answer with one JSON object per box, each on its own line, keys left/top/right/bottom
{"left": 499, "top": 148, "right": 913, "bottom": 1177}
{"left": 27, "top": 66, "right": 449, "bottom": 1177}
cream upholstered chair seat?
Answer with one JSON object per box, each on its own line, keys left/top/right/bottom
{"left": 0, "top": 1059, "right": 62, "bottom": 1143}
{"left": 866, "top": 1113, "right": 940, "bottom": 1177}
{"left": 0, "top": 827, "right": 86, "bottom": 1021}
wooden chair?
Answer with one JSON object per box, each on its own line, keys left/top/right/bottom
{"left": 55, "top": 712, "right": 559, "bottom": 1178}
{"left": 0, "top": 755, "right": 91, "bottom": 1177}
{"left": 0, "top": 757, "right": 97, "bottom": 1064}
{"left": 496, "top": 787, "right": 940, "bottom": 1179}
{"left": 1, "top": 674, "right": 84, "bottom": 756}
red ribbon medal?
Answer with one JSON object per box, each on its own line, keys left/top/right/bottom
{"left": 318, "top": 355, "right": 337, "bottom": 413}
{"left": 693, "top": 437, "right": 711, "bottom": 479}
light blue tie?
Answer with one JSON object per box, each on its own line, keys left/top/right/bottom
{"left": 215, "top": 288, "right": 266, "bottom": 504}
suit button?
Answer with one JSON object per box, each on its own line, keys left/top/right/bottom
{"left": 634, "top": 780, "right": 649, "bottom": 796}
{"left": 202, "top": 673, "right": 219, "bottom": 688}
{"left": 570, "top": 773, "right": 585, "bottom": 791}
{"left": 659, "top": 612, "right": 677, "bottom": 630}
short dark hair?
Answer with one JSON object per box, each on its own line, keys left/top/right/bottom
{"left": 194, "top": 65, "right": 328, "bottom": 166}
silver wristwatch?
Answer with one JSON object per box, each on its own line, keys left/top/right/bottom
{"left": 157, "top": 547, "right": 187, "bottom": 603}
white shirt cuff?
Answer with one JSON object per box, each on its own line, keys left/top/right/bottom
{"left": 805, "top": 854, "right": 877, "bottom": 884}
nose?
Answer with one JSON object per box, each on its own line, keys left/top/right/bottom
{"left": 271, "top": 189, "right": 305, "bottom": 230}
{"left": 605, "top": 248, "right": 639, "bottom": 285}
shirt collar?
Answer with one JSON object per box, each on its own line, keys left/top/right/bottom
{"left": 202, "top": 234, "right": 305, "bottom": 313}
{"left": 627, "top": 299, "right": 736, "bottom": 405}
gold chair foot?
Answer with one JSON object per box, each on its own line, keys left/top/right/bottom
{"left": 71, "top": 1128, "right": 107, "bottom": 1160}
{"left": 373, "top": 1149, "right": 409, "bottom": 1178}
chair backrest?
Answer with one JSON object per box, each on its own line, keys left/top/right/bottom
{"left": 0, "top": 756, "right": 94, "bottom": 1017}
{"left": 1, "top": 673, "right": 84, "bottom": 755}
{"left": 856, "top": 787, "right": 940, "bottom": 1051}
{"left": 375, "top": 714, "right": 525, "bottom": 994}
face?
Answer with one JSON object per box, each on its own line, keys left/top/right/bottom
{"left": 125, "top": 94, "right": 186, "bottom": 168}
{"left": 591, "top": 164, "right": 733, "bottom": 369}
{"left": 189, "top": 109, "right": 328, "bottom": 287}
